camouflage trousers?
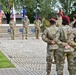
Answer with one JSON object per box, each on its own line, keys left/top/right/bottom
{"left": 46, "top": 49, "right": 57, "bottom": 72}
{"left": 10, "top": 28, "right": 15, "bottom": 40}
{"left": 22, "top": 27, "right": 28, "bottom": 39}
{"left": 35, "top": 28, "right": 40, "bottom": 39}
{"left": 73, "top": 49, "right": 76, "bottom": 75}
{"left": 55, "top": 46, "right": 74, "bottom": 75}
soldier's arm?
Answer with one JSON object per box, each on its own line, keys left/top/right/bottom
{"left": 67, "top": 41, "right": 76, "bottom": 48}
{"left": 54, "top": 29, "right": 62, "bottom": 44}
{"left": 28, "top": 19, "right": 30, "bottom": 25}
{"left": 9, "top": 22, "right": 13, "bottom": 28}
{"left": 54, "top": 29, "right": 65, "bottom": 46}
{"left": 42, "top": 29, "right": 53, "bottom": 44}
{"left": 67, "top": 32, "right": 76, "bottom": 48}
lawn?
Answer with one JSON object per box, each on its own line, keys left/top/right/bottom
{"left": 0, "top": 50, "right": 15, "bottom": 68}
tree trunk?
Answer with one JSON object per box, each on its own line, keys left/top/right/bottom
{"left": 5, "top": 12, "right": 11, "bottom": 24}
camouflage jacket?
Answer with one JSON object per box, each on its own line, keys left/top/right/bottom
{"left": 9, "top": 20, "right": 16, "bottom": 29}
{"left": 56, "top": 18, "right": 62, "bottom": 28}
{"left": 42, "top": 25, "right": 58, "bottom": 50}
{"left": 34, "top": 20, "right": 41, "bottom": 29}
{"left": 22, "top": 19, "right": 30, "bottom": 27}
{"left": 54, "top": 25, "right": 74, "bottom": 52}
{"left": 67, "top": 28, "right": 76, "bottom": 48}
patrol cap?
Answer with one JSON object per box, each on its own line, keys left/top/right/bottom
{"left": 62, "top": 15, "right": 70, "bottom": 25}
{"left": 49, "top": 18, "right": 56, "bottom": 23}
{"left": 57, "top": 10, "right": 63, "bottom": 16}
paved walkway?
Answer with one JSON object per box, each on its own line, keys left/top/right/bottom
{"left": 0, "top": 37, "right": 69, "bottom": 75}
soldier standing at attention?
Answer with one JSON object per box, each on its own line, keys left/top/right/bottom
{"left": 54, "top": 16, "right": 74, "bottom": 75}
{"left": 34, "top": 17, "right": 41, "bottom": 39}
{"left": 70, "top": 14, "right": 76, "bottom": 27}
{"left": 22, "top": 15, "right": 30, "bottom": 39}
{"left": 42, "top": 18, "right": 58, "bottom": 75}
{"left": 56, "top": 10, "right": 63, "bottom": 28}
{"left": 9, "top": 18, "right": 16, "bottom": 40}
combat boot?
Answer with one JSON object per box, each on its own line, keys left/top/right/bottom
{"left": 46, "top": 72, "right": 50, "bottom": 75}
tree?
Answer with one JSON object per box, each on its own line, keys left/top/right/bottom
{"left": 0, "top": 0, "right": 13, "bottom": 24}
{"left": 59, "top": 0, "right": 76, "bottom": 15}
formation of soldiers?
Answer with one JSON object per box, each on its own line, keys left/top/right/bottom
{"left": 9, "top": 11, "right": 76, "bottom": 75}
{"left": 9, "top": 15, "right": 41, "bottom": 40}
{"left": 42, "top": 12, "right": 76, "bottom": 75}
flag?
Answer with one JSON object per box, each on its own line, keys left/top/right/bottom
{"left": 11, "top": 3, "right": 16, "bottom": 21}
{"left": 22, "top": 7, "right": 26, "bottom": 20}
{"left": 34, "top": 10, "right": 38, "bottom": 20}
{"left": 0, "top": 6, "right": 2, "bottom": 24}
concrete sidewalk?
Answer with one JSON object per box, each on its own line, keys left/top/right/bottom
{"left": 0, "top": 68, "right": 22, "bottom": 75}
{"left": 0, "top": 37, "right": 69, "bottom": 75}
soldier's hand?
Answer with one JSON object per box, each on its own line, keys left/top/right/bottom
{"left": 25, "top": 26, "right": 27, "bottom": 28}
{"left": 65, "top": 45, "right": 71, "bottom": 49}
{"left": 51, "top": 41, "right": 55, "bottom": 45}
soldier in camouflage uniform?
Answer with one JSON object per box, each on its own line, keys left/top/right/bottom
{"left": 54, "top": 16, "right": 74, "bottom": 75}
{"left": 70, "top": 14, "right": 76, "bottom": 27}
{"left": 56, "top": 11, "right": 63, "bottom": 28}
{"left": 34, "top": 18, "right": 41, "bottom": 39}
{"left": 22, "top": 15, "right": 30, "bottom": 39}
{"left": 9, "top": 18, "right": 16, "bottom": 40}
{"left": 42, "top": 18, "right": 58, "bottom": 75}
{"left": 72, "top": 22, "right": 76, "bottom": 75}
{"left": 40, "top": 17, "right": 50, "bottom": 32}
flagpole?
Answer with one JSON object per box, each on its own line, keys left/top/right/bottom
{"left": 12, "top": 2, "right": 16, "bottom": 21}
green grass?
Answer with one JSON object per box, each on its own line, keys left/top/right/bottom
{"left": 0, "top": 51, "right": 15, "bottom": 68}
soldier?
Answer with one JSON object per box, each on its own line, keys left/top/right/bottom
{"left": 72, "top": 22, "right": 76, "bottom": 75}
{"left": 22, "top": 15, "right": 30, "bottom": 39}
{"left": 40, "top": 17, "right": 50, "bottom": 32}
{"left": 9, "top": 18, "right": 16, "bottom": 40}
{"left": 70, "top": 14, "right": 76, "bottom": 27}
{"left": 42, "top": 18, "right": 58, "bottom": 75}
{"left": 54, "top": 15, "right": 74, "bottom": 75}
{"left": 34, "top": 17, "right": 41, "bottom": 39}
{"left": 56, "top": 10, "right": 63, "bottom": 28}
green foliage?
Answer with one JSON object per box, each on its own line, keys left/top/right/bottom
{"left": 40, "top": 19, "right": 50, "bottom": 32}
{"left": 59, "top": 0, "right": 76, "bottom": 15}
{"left": 0, "top": 0, "right": 76, "bottom": 23}
{"left": 0, "top": 51, "right": 15, "bottom": 68}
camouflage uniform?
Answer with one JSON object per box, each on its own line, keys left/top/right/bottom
{"left": 9, "top": 20, "right": 16, "bottom": 40}
{"left": 22, "top": 16, "right": 30, "bottom": 39}
{"left": 40, "top": 18, "right": 50, "bottom": 32}
{"left": 42, "top": 25, "right": 58, "bottom": 74}
{"left": 54, "top": 25, "right": 74, "bottom": 75}
{"left": 34, "top": 19, "right": 41, "bottom": 39}
{"left": 72, "top": 28, "right": 76, "bottom": 75}
{"left": 56, "top": 18, "right": 63, "bottom": 28}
